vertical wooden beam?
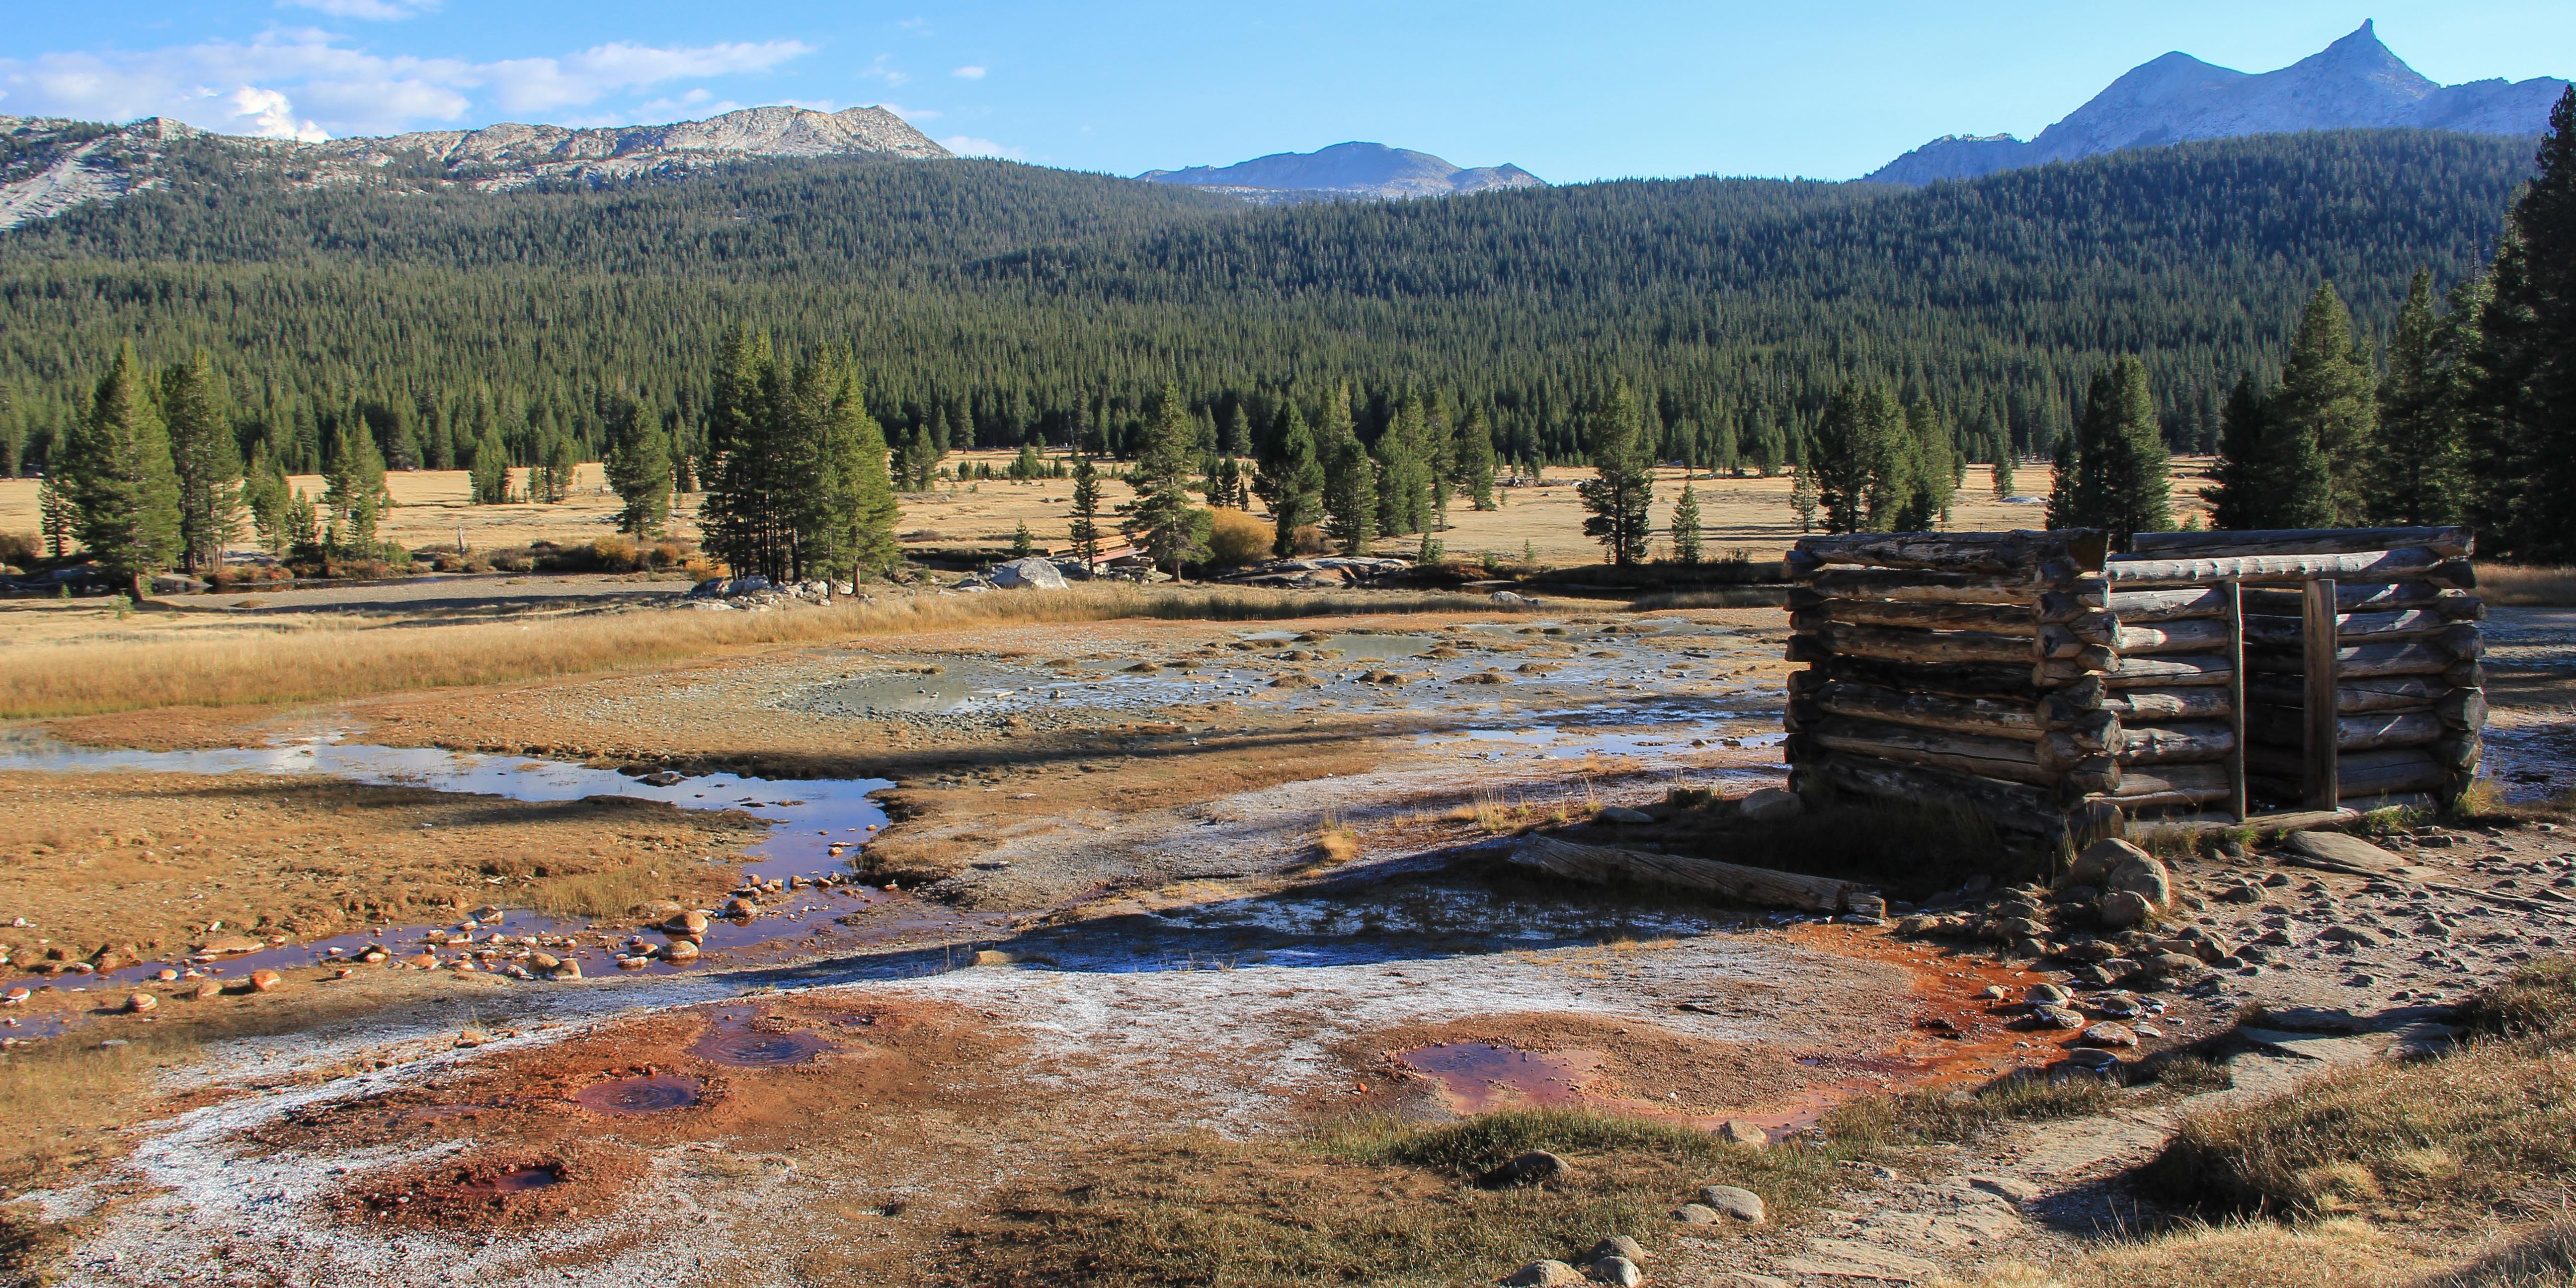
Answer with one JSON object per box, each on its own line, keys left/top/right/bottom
{"left": 2225, "top": 579, "right": 2248, "bottom": 822}
{"left": 2304, "top": 578, "right": 2340, "bottom": 808}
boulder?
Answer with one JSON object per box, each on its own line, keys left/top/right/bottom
{"left": 1738, "top": 788, "right": 1803, "bottom": 823}
{"left": 1597, "top": 806, "right": 1654, "bottom": 825}
{"left": 1500, "top": 1261, "right": 1584, "bottom": 1287}
{"left": 1672, "top": 1203, "right": 1722, "bottom": 1224}
{"left": 1478, "top": 1150, "right": 1569, "bottom": 1189}
{"left": 2080, "top": 1022, "right": 2139, "bottom": 1047}
{"left": 2031, "top": 1004, "right": 2087, "bottom": 1030}
{"left": 1699, "top": 1184, "right": 1767, "bottom": 1224}
{"left": 2097, "top": 890, "right": 2156, "bottom": 928}
{"left": 1587, "top": 1236, "right": 1647, "bottom": 1265}
{"left": 2282, "top": 830, "right": 2407, "bottom": 876}
{"left": 1716, "top": 1120, "right": 1769, "bottom": 1148}
{"left": 987, "top": 558, "right": 1071, "bottom": 591}
{"left": 2065, "top": 838, "right": 2150, "bottom": 889}
{"left": 191, "top": 980, "right": 223, "bottom": 1000}
{"left": 1587, "top": 1256, "right": 1643, "bottom": 1287}
{"left": 2106, "top": 856, "right": 2174, "bottom": 909}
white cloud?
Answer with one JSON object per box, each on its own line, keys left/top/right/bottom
{"left": 0, "top": 30, "right": 814, "bottom": 138}
{"left": 881, "top": 101, "right": 939, "bottom": 121}
{"left": 632, "top": 88, "right": 746, "bottom": 121}
{"left": 940, "top": 134, "right": 1022, "bottom": 160}
{"left": 951, "top": 65, "right": 985, "bottom": 80}
{"left": 281, "top": 0, "right": 441, "bottom": 18}
{"left": 856, "top": 54, "right": 908, "bottom": 87}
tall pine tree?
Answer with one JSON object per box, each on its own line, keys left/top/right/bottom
{"left": 161, "top": 350, "right": 242, "bottom": 575}
{"left": 2465, "top": 86, "right": 2576, "bottom": 561}
{"left": 60, "top": 343, "right": 182, "bottom": 585}
{"left": 1257, "top": 401, "right": 1326, "bottom": 556}
{"left": 601, "top": 392, "right": 672, "bottom": 538}
{"left": 2370, "top": 268, "right": 2467, "bottom": 525}
{"left": 2065, "top": 357, "right": 2173, "bottom": 547}
{"left": 2269, "top": 282, "right": 2376, "bottom": 526}
{"left": 1125, "top": 382, "right": 1210, "bottom": 579}
{"left": 1576, "top": 380, "right": 1655, "bottom": 564}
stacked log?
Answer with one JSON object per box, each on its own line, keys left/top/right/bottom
{"left": 1780, "top": 525, "right": 2487, "bottom": 835}
{"left": 2118, "top": 526, "right": 2484, "bottom": 810}
{"left": 1784, "top": 531, "right": 2117, "bottom": 840}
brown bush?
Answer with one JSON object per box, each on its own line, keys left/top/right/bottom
{"left": 1289, "top": 524, "right": 1332, "bottom": 555}
{"left": 0, "top": 532, "right": 38, "bottom": 567}
{"left": 1206, "top": 508, "right": 1273, "bottom": 566}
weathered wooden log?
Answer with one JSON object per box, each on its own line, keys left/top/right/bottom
{"left": 1812, "top": 654, "right": 2101, "bottom": 704}
{"left": 2127, "top": 526, "right": 2472, "bottom": 560}
{"left": 2435, "top": 735, "right": 2481, "bottom": 772}
{"left": 2103, "top": 547, "right": 2456, "bottom": 586}
{"left": 2248, "top": 709, "right": 2444, "bottom": 752}
{"left": 2247, "top": 674, "right": 2440, "bottom": 713}
{"left": 2239, "top": 582, "right": 2479, "bottom": 618}
{"left": 2245, "top": 745, "right": 2450, "bottom": 798}
{"left": 2091, "top": 686, "right": 2234, "bottom": 721}
{"left": 1791, "top": 599, "right": 2036, "bottom": 635}
{"left": 2246, "top": 640, "right": 2459, "bottom": 679}
{"left": 2105, "top": 587, "right": 2232, "bottom": 622}
{"left": 2117, "top": 721, "right": 2236, "bottom": 765}
{"left": 2095, "top": 653, "right": 2234, "bottom": 688}
{"left": 1794, "top": 568, "right": 2083, "bottom": 607}
{"left": 1792, "top": 751, "right": 2080, "bottom": 837}
{"left": 2437, "top": 688, "right": 2489, "bottom": 732}
{"left": 2241, "top": 609, "right": 2454, "bottom": 647}
{"left": 1791, "top": 530, "right": 2103, "bottom": 577}
{"left": 1807, "top": 679, "right": 2052, "bottom": 741}
{"left": 1807, "top": 623, "right": 2042, "bottom": 667}
{"left": 1506, "top": 834, "right": 1879, "bottom": 915}
{"left": 2447, "top": 659, "right": 2484, "bottom": 689}
{"left": 1809, "top": 716, "right": 2060, "bottom": 787}
{"left": 2097, "top": 762, "right": 2233, "bottom": 805}
{"left": 2114, "top": 619, "right": 2235, "bottom": 654}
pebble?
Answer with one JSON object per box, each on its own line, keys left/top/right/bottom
{"left": 248, "top": 969, "right": 283, "bottom": 993}
{"left": 125, "top": 992, "right": 157, "bottom": 1013}
{"left": 2026, "top": 983, "right": 2070, "bottom": 1006}
{"left": 2031, "top": 1004, "right": 2087, "bottom": 1029}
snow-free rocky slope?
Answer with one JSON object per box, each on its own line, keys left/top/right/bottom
{"left": 1869, "top": 21, "right": 2568, "bottom": 185}
{"left": 0, "top": 104, "right": 948, "bottom": 230}
{"left": 1138, "top": 141, "right": 1544, "bottom": 199}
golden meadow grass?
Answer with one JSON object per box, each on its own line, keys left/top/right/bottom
{"left": 2479, "top": 564, "right": 2576, "bottom": 607}
{"left": 0, "top": 585, "right": 1509, "bottom": 719}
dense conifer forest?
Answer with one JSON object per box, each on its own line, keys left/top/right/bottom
{"left": 0, "top": 127, "right": 2536, "bottom": 489}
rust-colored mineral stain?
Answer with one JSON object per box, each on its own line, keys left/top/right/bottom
{"left": 456, "top": 1164, "right": 562, "bottom": 1194}
{"left": 689, "top": 1013, "right": 836, "bottom": 1068}
{"left": 574, "top": 1073, "right": 702, "bottom": 1116}
{"left": 1398, "top": 1042, "right": 1605, "bottom": 1114}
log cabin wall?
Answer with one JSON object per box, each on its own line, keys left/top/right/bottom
{"left": 1781, "top": 526, "right": 2486, "bottom": 839}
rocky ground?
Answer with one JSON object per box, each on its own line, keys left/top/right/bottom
{"left": 0, "top": 599, "right": 2567, "bottom": 1287}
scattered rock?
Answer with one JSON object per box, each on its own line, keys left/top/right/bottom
{"left": 547, "top": 961, "right": 583, "bottom": 980}
{"left": 529, "top": 953, "right": 561, "bottom": 971}
{"left": 2060, "top": 1047, "right": 2120, "bottom": 1071}
{"left": 247, "top": 969, "right": 283, "bottom": 993}
{"left": 986, "top": 558, "right": 1070, "bottom": 591}
{"left": 1698, "top": 1184, "right": 1767, "bottom": 1223}
{"left": 2031, "top": 1004, "right": 2087, "bottom": 1029}
{"left": 125, "top": 992, "right": 157, "bottom": 1013}
{"left": 1500, "top": 1261, "right": 1584, "bottom": 1287}
{"left": 1738, "top": 788, "right": 1803, "bottom": 823}
{"left": 1597, "top": 805, "right": 1654, "bottom": 825}
{"left": 1587, "top": 1236, "right": 1647, "bottom": 1265}
{"left": 2080, "top": 1022, "right": 2139, "bottom": 1047}
{"left": 469, "top": 905, "right": 504, "bottom": 923}
{"left": 2282, "top": 830, "right": 2408, "bottom": 876}
{"left": 2098, "top": 890, "right": 2156, "bottom": 928}
{"left": 200, "top": 935, "right": 265, "bottom": 957}
{"left": 1478, "top": 1151, "right": 1568, "bottom": 1189}
{"left": 1970, "top": 1175, "right": 2042, "bottom": 1204}
{"left": 1672, "top": 1203, "right": 1722, "bottom": 1224}
{"left": 1587, "top": 1255, "right": 1642, "bottom": 1287}
{"left": 2106, "top": 855, "right": 2174, "bottom": 909}
{"left": 722, "top": 897, "right": 759, "bottom": 918}
{"left": 662, "top": 940, "right": 700, "bottom": 962}
{"left": 2065, "top": 838, "right": 2150, "bottom": 889}
{"left": 1716, "top": 1120, "right": 1769, "bottom": 1148}
{"left": 191, "top": 980, "right": 222, "bottom": 1000}
{"left": 2026, "top": 982, "right": 2071, "bottom": 1006}
{"left": 665, "top": 910, "right": 711, "bottom": 936}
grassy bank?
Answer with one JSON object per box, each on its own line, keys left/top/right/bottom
{"left": 0, "top": 585, "right": 1509, "bottom": 719}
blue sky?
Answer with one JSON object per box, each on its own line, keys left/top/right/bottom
{"left": 4, "top": 2, "right": 2569, "bottom": 181}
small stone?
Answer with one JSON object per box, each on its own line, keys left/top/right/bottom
{"left": 546, "top": 961, "right": 583, "bottom": 980}
{"left": 192, "top": 980, "right": 223, "bottom": 1000}
{"left": 247, "top": 969, "right": 283, "bottom": 993}
{"left": 1699, "top": 1184, "right": 1767, "bottom": 1223}
{"left": 1597, "top": 806, "right": 1654, "bottom": 825}
{"left": 1717, "top": 1120, "right": 1769, "bottom": 1148}
{"left": 1673, "top": 1203, "right": 1722, "bottom": 1225}
{"left": 2080, "top": 1022, "right": 2139, "bottom": 1047}
{"left": 2026, "top": 983, "right": 2071, "bottom": 1006}
{"left": 2031, "top": 1004, "right": 2087, "bottom": 1029}
{"left": 1500, "top": 1260, "right": 1584, "bottom": 1287}
{"left": 469, "top": 905, "right": 503, "bottom": 923}
{"left": 403, "top": 953, "right": 439, "bottom": 970}
{"left": 665, "top": 911, "right": 711, "bottom": 936}
{"left": 155, "top": 968, "right": 179, "bottom": 982}
{"left": 1587, "top": 1236, "right": 1647, "bottom": 1265}
{"left": 1737, "top": 788, "right": 1803, "bottom": 823}
{"left": 2098, "top": 890, "right": 2156, "bottom": 928}
{"left": 529, "top": 953, "right": 561, "bottom": 971}
{"left": 662, "top": 939, "right": 700, "bottom": 962}
{"left": 2061, "top": 1047, "right": 2120, "bottom": 1071}
{"left": 2220, "top": 885, "right": 2263, "bottom": 904}
{"left": 126, "top": 992, "right": 158, "bottom": 1013}
{"left": 2066, "top": 838, "right": 2150, "bottom": 889}
{"left": 722, "top": 897, "right": 759, "bottom": 919}
{"left": 1978, "top": 985, "right": 2010, "bottom": 1000}
{"left": 1478, "top": 1151, "right": 1569, "bottom": 1189}
{"left": 1588, "top": 1255, "right": 1642, "bottom": 1287}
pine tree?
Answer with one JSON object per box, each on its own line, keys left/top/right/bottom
{"left": 1809, "top": 383, "right": 1895, "bottom": 534}
{"left": 2203, "top": 375, "right": 2271, "bottom": 529}
{"left": 59, "top": 343, "right": 182, "bottom": 584}
{"left": 539, "top": 434, "right": 579, "bottom": 504}
{"left": 242, "top": 444, "right": 293, "bottom": 554}
{"left": 1576, "top": 380, "right": 1655, "bottom": 564}
{"left": 1670, "top": 482, "right": 1703, "bottom": 564}
{"left": 834, "top": 370, "right": 902, "bottom": 580}
{"left": 701, "top": 328, "right": 800, "bottom": 580}
{"left": 1892, "top": 399, "right": 1958, "bottom": 531}
{"left": 323, "top": 421, "right": 389, "bottom": 555}
{"left": 1454, "top": 405, "right": 1498, "bottom": 511}
{"left": 1373, "top": 393, "right": 1434, "bottom": 538}
{"left": 2044, "top": 433, "right": 2081, "bottom": 532}
{"left": 2464, "top": 86, "right": 2576, "bottom": 561}
{"left": 2065, "top": 357, "right": 2173, "bottom": 547}
{"left": 1011, "top": 522, "right": 1034, "bottom": 559}
{"left": 2269, "top": 282, "right": 2377, "bottom": 525}
{"left": 1067, "top": 456, "right": 1106, "bottom": 572}
{"left": 601, "top": 392, "right": 672, "bottom": 537}
{"left": 38, "top": 471, "right": 78, "bottom": 560}
{"left": 1318, "top": 386, "right": 1376, "bottom": 555}
{"left": 1256, "top": 401, "right": 1326, "bottom": 555}
{"left": 468, "top": 426, "right": 513, "bottom": 504}
{"left": 1990, "top": 449, "right": 2015, "bottom": 500}
{"left": 1787, "top": 465, "right": 1819, "bottom": 533}
{"left": 2370, "top": 268, "right": 2467, "bottom": 525}
{"left": 1010, "top": 440, "right": 1044, "bottom": 482}
{"left": 160, "top": 350, "right": 242, "bottom": 574}
{"left": 1124, "top": 382, "right": 1210, "bottom": 579}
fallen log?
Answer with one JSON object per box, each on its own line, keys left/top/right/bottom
{"left": 1506, "top": 834, "right": 1881, "bottom": 915}
{"left": 2126, "top": 526, "right": 2472, "bottom": 560}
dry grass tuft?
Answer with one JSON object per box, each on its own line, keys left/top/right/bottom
{"left": 0, "top": 585, "right": 1500, "bottom": 719}
{"left": 2422, "top": 1214, "right": 2576, "bottom": 1288}
{"left": 2479, "top": 565, "right": 2576, "bottom": 607}
{"left": 1311, "top": 825, "right": 1362, "bottom": 866}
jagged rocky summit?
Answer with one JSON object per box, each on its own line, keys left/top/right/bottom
{"left": 1, "top": 104, "right": 949, "bottom": 230}
{"left": 1868, "top": 21, "right": 2569, "bottom": 185}
{"left": 1138, "top": 141, "right": 1544, "bottom": 200}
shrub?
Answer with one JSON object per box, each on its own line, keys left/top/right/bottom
{"left": 589, "top": 536, "right": 642, "bottom": 571}
{"left": 0, "top": 532, "right": 37, "bottom": 567}
{"left": 1289, "top": 524, "right": 1332, "bottom": 555}
{"left": 1205, "top": 507, "right": 1271, "bottom": 566}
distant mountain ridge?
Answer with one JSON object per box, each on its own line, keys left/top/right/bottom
{"left": 0, "top": 105, "right": 948, "bottom": 230}
{"left": 1138, "top": 141, "right": 1544, "bottom": 200}
{"left": 1869, "top": 21, "right": 2568, "bottom": 185}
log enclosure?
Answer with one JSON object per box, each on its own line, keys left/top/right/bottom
{"left": 1782, "top": 527, "right": 2485, "bottom": 839}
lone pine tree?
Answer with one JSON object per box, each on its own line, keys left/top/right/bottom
{"left": 1577, "top": 380, "right": 1655, "bottom": 564}
{"left": 59, "top": 343, "right": 182, "bottom": 585}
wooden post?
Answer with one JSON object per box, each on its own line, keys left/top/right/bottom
{"left": 2304, "top": 578, "right": 2340, "bottom": 808}
{"left": 2226, "top": 579, "right": 2248, "bottom": 822}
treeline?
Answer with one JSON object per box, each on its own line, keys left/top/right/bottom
{"left": 0, "top": 128, "right": 2533, "bottom": 495}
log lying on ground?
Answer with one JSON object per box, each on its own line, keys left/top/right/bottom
{"left": 2114, "top": 619, "right": 2234, "bottom": 654}
{"left": 2246, "top": 674, "right": 2442, "bottom": 714}
{"left": 2127, "top": 526, "right": 2472, "bottom": 560}
{"left": 1506, "top": 834, "right": 1881, "bottom": 915}
{"left": 1793, "top": 751, "right": 2083, "bottom": 837}
{"left": 2103, "top": 547, "right": 2464, "bottom": 587}
{"left": 1790, "top": 530, "right": 2102, "bottom": 578}
{"left": 1792, "top": 569, "right": 2099, "bottom": 608}
{"left": 2089, "top": 686, "right": 2234, "bottom": 721}
{"left": 2242, "top": 609, "right": 2454, "bottom": 647}
{"left": 2116, "top": 721, "right": 2236, "bottom": 765}
{"left": 2247, "top": 709, "right": 2445, "bottom": 752}
{"left": 2240, "top": 582, "right": 2481, "bottom": 619}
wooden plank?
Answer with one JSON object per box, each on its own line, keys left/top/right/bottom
{"left": 1506, "top": 835, "right": 1879, "bottom": 915}
{"left": 1793, "top": 752, "right": 2076, "bottom": 837}
{"left": 2226, "top": 580, "right": 2248, "bottom": 822}
{"left": 2117, "top": 720, "right": 2236, "bottom": 765}
{"left": 1791, "top": 530, "right": 2103, "bottom": 576}
{"left": 2092, "top": 686, "right": 2234, "bottom": 721}
{"left": 2106, "top": 586, "right": 2231, "bottom": 622}
{"left": 2093, "top": 653, "right": 2234, "bottom": 688}
{"left": 2114, "top": 619, "right": 2234, "bottom": 654}
{"left": 2103, "top": 547, "right": 2453, "bottom": 586}
{"left": 2099, "top": 762, "right": 2232, "bottom": 804}
{"left": 2242, "top": 608, "right": 2451, "bottom": 646}
{"left": 2306, "top": 579, "right": 2340, "bottom": 810}
{"left": 2127, "top": 526, "right": 2472, "bottom": 559}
